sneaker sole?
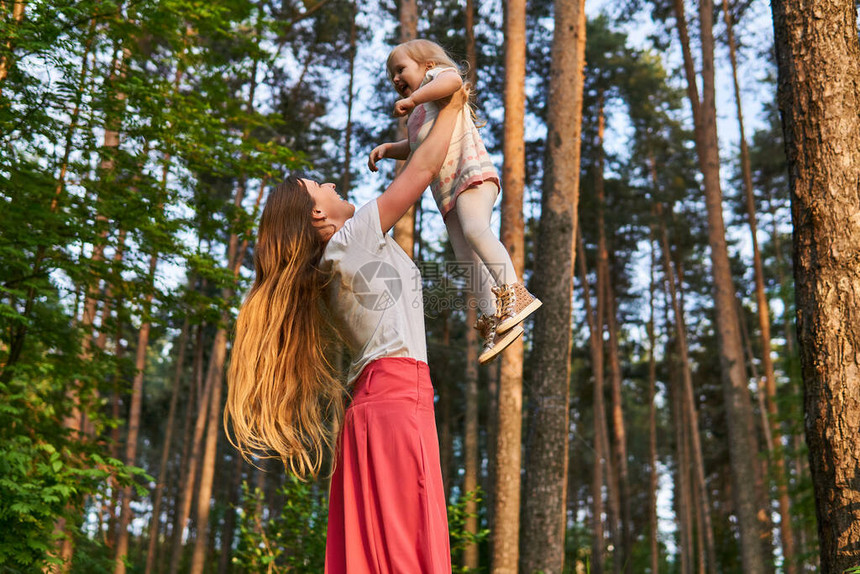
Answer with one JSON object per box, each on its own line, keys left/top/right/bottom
{"left": 496, "top": 298, "right": 543, "bottom": 334}
{"left": 478, "top": 325, "right": 524, "bottom": 364}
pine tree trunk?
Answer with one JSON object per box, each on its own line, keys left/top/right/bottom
{"left": 670, "top": 0, "right": 770, "bottom": 567}
{"left": 217, "top": 454, "right": 243, "bottom": 574}
{"left": 462, "top": 305, "right": 480, "bottom": 569}
{"left": 771, "top": 0, "right": 860, "bottom": 570}
{"left": 722, "top": 3, "right": 797, "bottom": 568}
{"left": 519, "top": 0, "right": 585, "bottom": 571}
{"left": 113, "top": 253, "right": 159, "bottom": 574}
{"left": 462, "top": 4, "right": 480, "bottom": 568}
{"left": 189, "top": 175, "right": 264, "bottom": 574}
{"left": 144, "top": 316, "right": 190, "bottom": 574}
{"left": 492, "top": 0, "right": 527, "bottom": 570}
{"left": 168, "top": 326, "right": 215, "bottom": 574}
{"left": 392, "top": 0, "right": 418, "bottom": 257}
{"left": 438, "top": 313, "right": 453, "bottom": 502}
{"left": 647, "top": 232, "right": 659, "bottom": 574}
{"left": 341, "top": 0, "right": 357, "bottom": 197}
{"left": 657, "top": 211, "right": 717, "bottom": 572}
{"left": 0, "top": 0, "right": 26, "bottom": 90}
{"left": 576, "top": 229, "right": 606, "bottom": 574}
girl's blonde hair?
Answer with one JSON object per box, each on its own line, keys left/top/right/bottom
{"left": 386, "top": 39, "right": 463, "bottom": 80}
{"left": 386, "top": 39, "right": 484, "bottom": 126}
{"left": 225, "top": 175, "right": 345, "bottom": 479}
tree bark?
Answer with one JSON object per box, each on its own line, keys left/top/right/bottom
{"left": 340, "top": 0, "right": 357, "bottom": 197}
{"left": 647, "top": 230, "right": 660, "bottom": 574}
{"left": 113, "top": 252, "right": 159, "bottom": 574}
{"left": 462, "top": 4, "right": 480, "bottom": 568}
{"left": 670, "top": 0, "right": 771, "bottom": 566}
{"left": 771, "top": 0, "right": 860, "bottom": 570}
{"left": 144, "top": 316, "right": 190, "bottom": 574}
{"left": 0, "top": 0, "right": 26, "bottom": 90}
{"left": 657, "top": 209, "right": 717, "bottom": 572}
{"left": 492, "top": 0, "right": 527, "bottom": 571}
{"left": 392, "top": 0, "right": 418, "bottom": 258}
{"left": 576, "top": 229, "right": 606, "bottom": 574}
{"left": 189, "top": 177, "right": 264, "bottom": 574}
{"left": 519, "top": 0, "right": 586, "bottom": 571}
{"left": 722, "top": 2, "right": 797, "bottom": 568}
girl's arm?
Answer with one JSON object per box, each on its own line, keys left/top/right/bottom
{"left": 394, "top": 69, "right": 463, "bottom": 117}
{"left": 367, "top": 139, "right": 410, "bottom": 172}
{"left": 377, "top": 87, "right": 467, "bottom": 234}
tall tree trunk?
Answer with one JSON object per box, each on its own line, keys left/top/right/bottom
{"left": 492, "top": 0, "right": 527, "bottom": 570}
{"left": 0, "top": 0, "right": 26, "bottom": 90}
{"left": 462, "top": 305, "right": 481, "bottom": 569}
{"left": 340, "top": 0, "right": 357, "bottom": 197}
{"left": 168, "top": 324, "right": 215, "bottom": 574}
{"left": 722, "top": 2, "right": 797, "bottom": 568}
{"left": 462, "top": 3, "right": 480, "bottom": 568}
{"left": 670, "top": 0, "right": 770, "bottom": 567}
{"left": 113, "top": 252, "right": 159, "bottom": 574}
{"left": 592, "top": 100, "right": 622, "bottom": 574}
{"left": 577, "top": 229, "right": 606, "bottom": 574}
{"left": 647, "top": 229, "right": 660, "bottom": 574}
{"left": 519, "top": 0, "right": 586, "bottom": 568}
{"left": 217, "top": 454, "right": 244, "bottom": 574}
{"left": 392, "top": 0, "right": 418, "bottom": 257}
{"left": 771, "top": 0, "right": 860, "bottom": 570}
{"left": 144, "top": 316, "right": 190, "bottom": 574}
{"left": 189, "top": 176, "right": 264, "bottom": 574}
{"left": 657, "top": 209, "right": 717, "bottom": 572}
{"left": 438, "top": 312, "right": 453, "bottom": 501}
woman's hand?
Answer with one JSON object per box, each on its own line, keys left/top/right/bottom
{"left": 368, "top": 143, "right": 390, "bottom": 172}
{"left": 437, "top": 85, "right": 468, "bottom": 113}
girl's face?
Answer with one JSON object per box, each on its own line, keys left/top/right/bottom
{"left": 388, "top": 51, "right": 428, "bottom": 98}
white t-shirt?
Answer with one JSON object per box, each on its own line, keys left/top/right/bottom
{"left": 319, "top": 199, "right": 428, "bottom": 385}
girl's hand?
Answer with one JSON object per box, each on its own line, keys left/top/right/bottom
{"left": 368, "top": 143, "right": 390, "bottom": 172}
{"left": 393, "top": 97, "right": 415, "bottom": 117}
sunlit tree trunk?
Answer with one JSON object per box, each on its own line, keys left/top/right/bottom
{"left": 392, "top": 0, "right": 418, "bottom": 257}
{"left": 657, "top": 207, "right": 717, "bottom": 572}
{"left": 576, "top": 229, "right": 606, "bottom": 574}
{"left": 144, "top": 316, "right": 190, "bottom": 574}
{"left": 721, "top": 2, "right": 797, "bottom": 568}
{"left": 113, "top": 252, "right": 159, "bottom": 574}
{"left": 670, "top": 0, "right": 770, "bottom": 566}
{"left": 0, "top": 0, "right": 26, "bottom": 90}
{"left": 189, "top": 178, "right": 264, "bottom": 574}
{"left": 462, "top": 3, "right": 480, "bottom": 568}
{"left": 340, "top": 0, "right": 357, "bottom": 197}
{"left": 647, "top": 229, "right": 659, "bottom": 574}
{"left": 771, "top": 0, "right": 860, "bottom": 570}
{"left": 520, "top": 0, "right": 585, "bottom": 570}
{"left": 492, "top": 0, "right": 527, "bottom": 570}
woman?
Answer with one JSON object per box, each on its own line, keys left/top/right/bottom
{"left": 225, "top": 88, "right": 468, "bottom": 573}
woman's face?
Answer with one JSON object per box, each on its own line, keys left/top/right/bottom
{"left": 388, "top": 51, "right": 427, "bottom": 98}
{"left": 304, "top": 179, "right": 355, "bottom": 241}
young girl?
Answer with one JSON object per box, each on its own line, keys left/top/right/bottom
{"left": 226, "top": 89, "right": 468, "bottom": 572}
{"left": 368, "top": 39, "right": 541, "bottom": 364}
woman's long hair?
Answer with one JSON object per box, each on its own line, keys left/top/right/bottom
{"left": 225, "top": 175, "right": 345, "bottom": 479}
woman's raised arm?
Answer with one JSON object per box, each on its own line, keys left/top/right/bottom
{"left": 376, "top": 87, "right": 467, "bottom": 234}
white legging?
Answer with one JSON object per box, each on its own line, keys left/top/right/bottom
{"left": 445, "top": 181, "right": 519, "bottom": 316}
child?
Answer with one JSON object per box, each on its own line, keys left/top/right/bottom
{"left": 368, "top": 39, "right": 541, "bottom": 364}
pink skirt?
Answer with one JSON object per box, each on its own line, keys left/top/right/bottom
{"left": 325, "top": 357, "right": 452, "bottom": 574}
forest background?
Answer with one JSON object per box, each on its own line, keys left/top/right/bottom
{"left": 1, "top": 0, "right": 859, "bottom": 573}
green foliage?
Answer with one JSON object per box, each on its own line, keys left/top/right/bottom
{"left": 233, "top": 477, "right": 328, "bottom": 573}
{"left": 447, "top": 488, "right": 490, "bottom": 574}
